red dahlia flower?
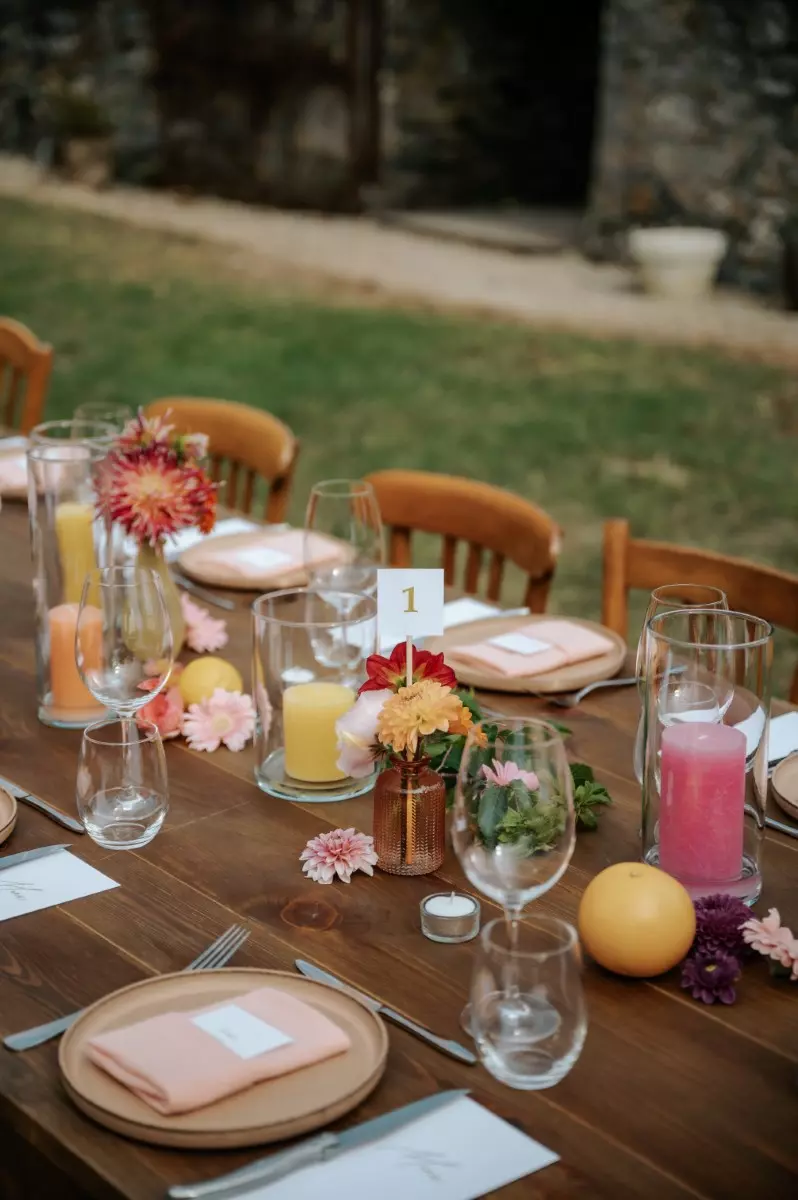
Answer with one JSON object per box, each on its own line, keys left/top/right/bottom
{"left": 358, "top": 642, "right": 456, "bottom": 695}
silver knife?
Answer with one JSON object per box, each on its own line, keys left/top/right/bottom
{"left": 0, "top": 776, "right": 85, "bottom": 834}
{"left": 295, "top": 960, "right": 477, "bottom": 1066}
{"left": 0, "top": 845, "right": 71, "bottom": 872}
{"left": 168, "top": 1089, "right": 467, "bottom": 1199}
{"left": 171, "top": 571, "right": 236, "bottom": 612}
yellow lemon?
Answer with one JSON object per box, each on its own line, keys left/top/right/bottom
{"left": 179, "top": 657, "right": 243, "bottom": 707}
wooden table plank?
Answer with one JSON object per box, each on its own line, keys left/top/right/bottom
{"left": 0, "top": 501, "right": 796, "bottom": 1199}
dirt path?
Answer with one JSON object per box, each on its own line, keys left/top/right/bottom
{"left": 2, "top": 154, "right": 796, "bottom": 363}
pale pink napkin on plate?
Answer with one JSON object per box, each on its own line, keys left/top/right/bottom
{"left": 449, "top": 620, "right": 616, "bottom": 678}
{"left": 86, "top": 986, "right": 351, "bottom": 1115}
{"left": 186, "top": 529, "right": 346, "bottom": 584}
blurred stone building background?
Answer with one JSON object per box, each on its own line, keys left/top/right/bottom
{"left": 0, "top": 0, "right": 795, "bottom": 293}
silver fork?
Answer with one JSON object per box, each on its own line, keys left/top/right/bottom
{"left": 532, "top": 675, "right": 639, "bottom": 708}
{"left": 3, "top": 923, "right": 250, "bottom": 1052}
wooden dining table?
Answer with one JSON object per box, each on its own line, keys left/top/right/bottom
{"left": 0, "top": 500, "right": 797, "bottom": 1200}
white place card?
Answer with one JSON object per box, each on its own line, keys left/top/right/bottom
{"left": 192, "top": 1005, "right": 293, "bottom": 1060}
{"left": 377, "top": 569, "right": 445, "bottom": 650}
{"left": 237, "top": 1096, "right": 558, "bottom": 1199}
{"left": 442, "top": 598, "right": 503, "bottom": 629}
{"left": 230, "top": 546, "right": 293, "bottom": 572}
{"left": 0, "top": 850, "right": 118, "bottom": 923}
{"left": 489, "top": 632, "right": 551, "bottom": 656}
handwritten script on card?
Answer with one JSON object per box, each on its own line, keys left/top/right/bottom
{"left": 239, "top": 1096, "right": 558, "bottom": 1199}
{"left": 0, "top": 851, "right": 118, "bottom": 923}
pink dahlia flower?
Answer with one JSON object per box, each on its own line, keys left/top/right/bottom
{"left": 741, "top": 908, "right": 798, "bottom": 979}
{"left": 183, "top": 688, "right": 256, "bottom": 752}
{"left": 300, "top": 828, "right": 378, "bottom": 884}
{"left": 481, "top": 758, "right": 539, "bottom": 790}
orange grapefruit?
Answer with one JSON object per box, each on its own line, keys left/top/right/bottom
{"left": 578, "top": 862, "right": 696, "bottom": 977}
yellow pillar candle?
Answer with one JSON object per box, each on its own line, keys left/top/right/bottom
{"left": 283, "top": 682, "right": 355, "bottom": 782}
{"left": 55, "top": 502, "right": 98, "bottom": 604}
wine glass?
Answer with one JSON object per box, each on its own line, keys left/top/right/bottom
{"left": 76, "top": 565, "right": 174, "bottom": 716}
{"left": 453, "top": 717, "right": 576, "bottom": 1036}
{"left": 471, "top": 915, "right": 586, "bottom": 1090}
{"left": 73, "top": 401, "right": 134, "bottom": 433}
{"left": 77, "top": 718, "right": 168, "bottom": 849}
{"left": 633, "top": 584, "right": 728, "bottom": 782}
{"left": 303, "top": 479, "right": 384, "bottom": 611}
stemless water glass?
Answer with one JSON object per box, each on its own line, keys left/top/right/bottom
{"left": 77, "top": 718, "right": 168, "bottom": 849}
{"left": 471, "top": 916, "right": 587, "bottom": 1090}
{"left": 453, "top": 717, "right": 576, "bottom": 1034}
{"left": 303, "top": 479, "right": 384, "bottom": 611}
{"left": 77, "top": 565, "right": 174, "bottom": 716}
{"left": 633, "top": 584, "right": 728, "bottom": 782}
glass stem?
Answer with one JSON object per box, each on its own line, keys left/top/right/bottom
{"left": 504, "top": 903, "right": 523, "bottom": 998}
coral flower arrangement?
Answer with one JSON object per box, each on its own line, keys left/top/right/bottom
{"left": 95, "top": 411, "right": 217, "bottom": 548}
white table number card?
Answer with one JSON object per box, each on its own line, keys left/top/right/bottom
{"left": 377, "top": 569, "right": 445, "bottom": 652}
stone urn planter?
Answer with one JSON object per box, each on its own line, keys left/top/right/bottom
{"left": 629, "top": 227, "right": 728, "bottom": 300}
{"left": 62, "top": 137, "right": 113, "bottom": 188}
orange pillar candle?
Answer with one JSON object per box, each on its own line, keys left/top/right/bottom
{"left": 48, "top": 603, "right": 104, "bottom": 720}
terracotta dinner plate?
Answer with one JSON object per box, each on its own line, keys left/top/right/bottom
{"left": 59, "top": 968, "right": 387, "bottom": 1149}
{"left": 772, "top": 754, "right": 798, "bottom": 823}
{"left": 179, "top": 530, "right": 315, "bottom": 591}
{"left": 426, "top": 613, "right": 627, "bottom": 694}
{"left": 0, "top": 787, "right": 17, "bottom": 846}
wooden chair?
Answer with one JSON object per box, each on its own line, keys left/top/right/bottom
{"left": 146, "top": 398, "right": 299, "bottom": 523}
{"left": 365, "top": 469, "right": 562, "bottom": 610}
{"left": 0, "top": 318, "right": 53, "bottom": 433}
{"left": 602, "top": 518, "right": 798, "bottom": 702}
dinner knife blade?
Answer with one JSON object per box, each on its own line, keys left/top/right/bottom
{"left": 0, "top": 844, "right": 71, "bottom": 872}
{"left": 295, "top": 960, "right": 478, "bottom": 1065}
{"left": 168, "top": 1090, "right": 467, "bottom": 1199}
{"left": 295, "top": 959, "right": 381, "bottom": 1009}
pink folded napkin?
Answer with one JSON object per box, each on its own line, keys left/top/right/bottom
{"left": 186, "top": 529, "right": 346, "bottom": 585}
{"left": 448, "top": 619, "right": 616, "bottom": 678}
{"left": 86, "top": 986, "right": 351, "bottom": 1115}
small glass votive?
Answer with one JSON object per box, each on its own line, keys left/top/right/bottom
{"left": 420, "top": 892, "right": 481, "bottom": 944}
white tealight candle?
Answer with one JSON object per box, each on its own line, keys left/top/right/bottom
{"left": 420, "top": 891, "right": 481, "bottom": 944}
{"left": 424, "top": 893, "right": 477, "bottom": 918}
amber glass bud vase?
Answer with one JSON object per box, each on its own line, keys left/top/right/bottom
{"left": 373, "top": 756, "right": 446, "bottom": 876}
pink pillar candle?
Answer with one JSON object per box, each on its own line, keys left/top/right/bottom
{"left": 659, "top": 723, "right": 746, "bottom": 884}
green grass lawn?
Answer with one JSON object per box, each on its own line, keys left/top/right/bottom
{"left": 2, "top": 196, "right": 797, "bottom": 692}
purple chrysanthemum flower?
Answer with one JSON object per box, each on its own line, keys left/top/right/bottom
{"left": 692, "top": 894, "right": 752, "bottom": 958}
{"left": 681, "top": 950, "right": 740, "bottom": 1004}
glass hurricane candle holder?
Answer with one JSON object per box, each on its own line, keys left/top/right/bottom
{"left": 27, "top": 437, "right": 111, "bottom": 728}
{"left": 642, "top": 608, "right": 772, "bottom": 905}
{"left": 252, "top": 588, "right": 377, "bottom": 802}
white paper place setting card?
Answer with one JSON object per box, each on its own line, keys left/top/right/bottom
{"left": 488, "top": 632, "right": 552, "bottom": 657}
{"left": 237, "top": 1095, "right": 558, "bottom": 1199}
{"left": 0, "top": 850, "right": 118, "bottom": 923}
{"left": 768, "top": 711, "right": 798, "bottom": 763}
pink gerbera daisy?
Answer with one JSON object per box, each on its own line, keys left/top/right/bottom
{"left": 300, "top": 828, "right": 378, "bottom": 884}
{"left": 183, "top": 688, "right": 256, "bottom": 752}
{"left": 480, "top": 758, "right": 540, "bottom": 790}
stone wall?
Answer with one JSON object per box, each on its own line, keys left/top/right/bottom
{"left": 588, "top": 0, "right": 798, "bottom": 292}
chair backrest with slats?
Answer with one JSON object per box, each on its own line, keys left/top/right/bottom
{"left": 146, "top": 398, "right": 299, "bottom": 523}
{"left": 365, "top": 469, "right": 562, "bottom": 610}
{"left": 602, "top": 517, "right": 798, "bottom": 702}
{"left": 0, "top": 318, "right": 53, "bottom": 433}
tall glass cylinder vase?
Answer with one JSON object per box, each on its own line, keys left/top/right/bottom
{"left": 28, "top": 438, "right": 110, "bottom": 728}
{"left": 642, "top": 608, "right": 772, "bottom": 905}
{"left": 252, "top": 588, "right": 377, "bottom": 802}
